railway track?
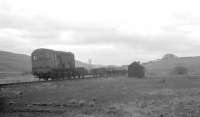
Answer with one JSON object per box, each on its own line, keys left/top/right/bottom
{"left": 0, "top": 80, "right": 48, "bottom": 88}
{"left": 0, "top": 75, "right": 106, "bottom": 88}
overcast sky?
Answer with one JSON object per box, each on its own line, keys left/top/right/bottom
{"left": 1, "top": 0, "right": 200, "bottom": 65}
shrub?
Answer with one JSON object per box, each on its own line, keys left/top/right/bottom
{"left": 172, "top": 66, "right": 188, "bottom": 75}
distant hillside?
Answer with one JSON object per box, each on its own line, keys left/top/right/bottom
{"left": 143, "top": 54, "right": 200, "bottom": 77}
{"left": 0, "top": 50, "right": 100, "bottom": 73}
{"left": 0, "top": 51, "right": 31, "bottom": 72}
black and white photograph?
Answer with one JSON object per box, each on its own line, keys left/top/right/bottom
{"left": 1, "top": 0, "right": 200, "bottom": 116}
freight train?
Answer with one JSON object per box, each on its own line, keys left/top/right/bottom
{"left": 31, "top": 48, "right": 127, "bottom": 80}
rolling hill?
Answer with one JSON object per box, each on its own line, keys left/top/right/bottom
{"left": 143, "top": 54, "right": 200, "bottom": 77}
{"left": 0, "top": 51, "right": 31, "bottom": 73}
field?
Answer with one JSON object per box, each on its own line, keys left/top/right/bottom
{"left": 1, "top": 76, "right": 200, "bottom": 117}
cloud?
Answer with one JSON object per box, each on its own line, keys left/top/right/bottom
{"left": 0, "top": 10, "right": 199, "bottom": 64}
{"left": 1, "top": 0, "right": 200, "bottom": 65}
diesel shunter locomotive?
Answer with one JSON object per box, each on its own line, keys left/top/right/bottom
{"left": 31, "top": 48, "right": 85, "bottom": 80}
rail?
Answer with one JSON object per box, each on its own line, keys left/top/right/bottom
{"left": 0, "top": 74, "right": 107, "bottom": 88}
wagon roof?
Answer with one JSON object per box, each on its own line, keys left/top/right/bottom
{"left": 31, "top": 48, "right": 55, "bottom": 54}
{"left": 56, "top": 51, "right": 74, "bottom": 55}
{"left": 32, "top": 48, "right": 74, "bottom": 55}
